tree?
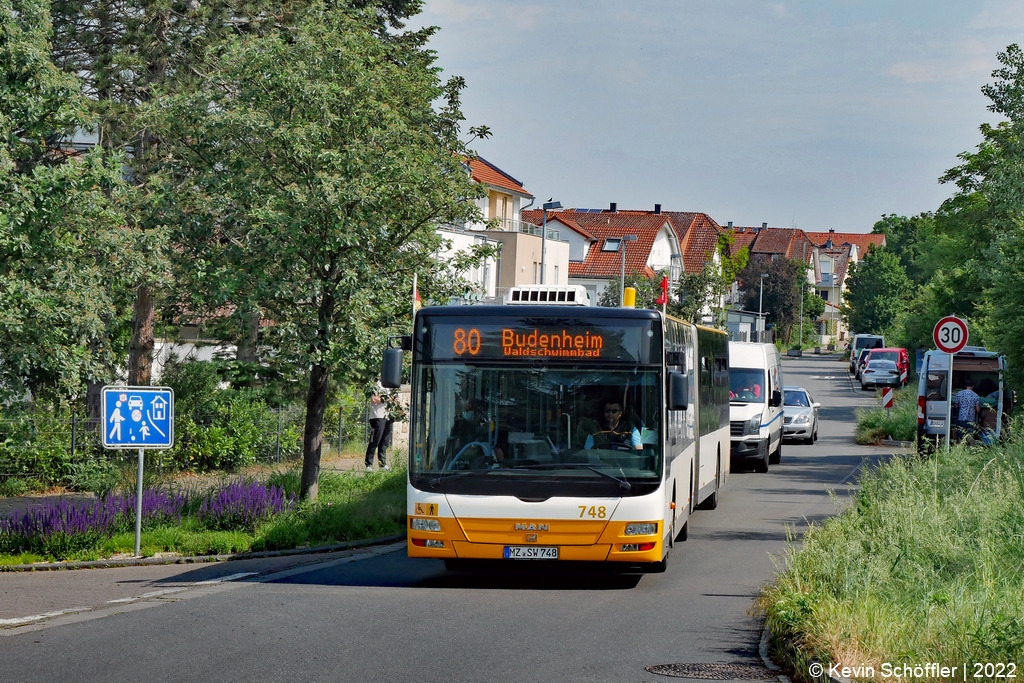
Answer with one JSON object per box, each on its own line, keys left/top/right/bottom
{"left": 671, "top": 263, "right": 720, "bottom": 323}
{"left": 148, "top": 4, "right": 484, "bottom": 500}
{"left": 598, "top": 272, "right": 664, "bottom": 308}
{"left": 738, "top": 257, "right": 807, "bottom": 342}
{"left": 668, "top": 232, "right": 748, "bottom": 324}
{"left": 842, "top": 250, "right": 912, "bottom": 336}
{"left": 0, "top": 0, "right": 144, "bottom": 404}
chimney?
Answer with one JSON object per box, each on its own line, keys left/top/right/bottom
{"left": 762, "top": 222, "right": 768, "bottom": 229}
{"left": 727, "top": 221, "right": 733, "bottom": 229}
{"left": 654, "top": 203, "right": 661, "bottom": 215}
{"left": 829, "top": 228, "right": 835, "bottom": 234}
{"left": 609, "top": 202, "right": 617, "bottom": 213}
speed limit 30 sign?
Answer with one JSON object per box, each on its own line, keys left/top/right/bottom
{"left": 933, "top": 315, "right": 969, "bottom": 354}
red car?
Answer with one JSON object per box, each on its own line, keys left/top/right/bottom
{"left": 860, "top": 347, "right": 910, "bottom": 385}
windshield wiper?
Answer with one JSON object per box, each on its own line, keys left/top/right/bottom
{"left": 509, "top": 463, "right": 632, "bottom": 491}
{"left": 428, "top": 468, "right": 500, "bottom": 488}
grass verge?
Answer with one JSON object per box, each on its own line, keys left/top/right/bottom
{"left": 758, "top": 439, "right": 1024, "bottom": 681}
{"left": 855, "top": 386, "right": 917, "bottom": 444}
{"left": 0, "top": 468, "right": 405, "bottom": 564}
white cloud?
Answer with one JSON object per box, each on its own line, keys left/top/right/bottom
{"left": 502, "top": 4, "right": 549, "bottom": 31}
{"left": 968, "top": 0, "right": 1024, "bottom": 30}
{"left": 887, "top": 40, "right": 994, "bottom": 84}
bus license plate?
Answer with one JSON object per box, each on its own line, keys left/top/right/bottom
{"left": 504, "top": 546, "right": 558, "bottom": 560}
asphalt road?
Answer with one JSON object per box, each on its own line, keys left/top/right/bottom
{"left": 1, "top": 354, "right": 890, "bottom": 683}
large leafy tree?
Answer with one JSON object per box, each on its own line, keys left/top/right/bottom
{"left": 0, "top": 0, "right": 145, "bottom": 406}
{"left": 842, "top": 249, "right": 913, "bottom": 336}
{"left": 47, "top": 0, "right": 422, "bottom": 386}
{"left": 148, "top": 3, "right": 484, "bottom": 499}
{"left": 738, "top": 257, "right": 808, "bottom": 342}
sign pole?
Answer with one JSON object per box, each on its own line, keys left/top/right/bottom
{"left": 946, "top": 356, "right": 953, "bottom": 453}
{"left": 135, "top": 447, "right": 144, "bottom": 557}
{"left": 931, "top": 316, "right": 969, "bottom": 454}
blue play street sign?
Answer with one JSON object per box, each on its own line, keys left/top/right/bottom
{"left": 101, "top": 386, "right": 175, "bottom": 449}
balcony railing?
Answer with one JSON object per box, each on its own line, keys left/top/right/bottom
{"left": 492, "top": 218, "right": 560, "bottom": 241}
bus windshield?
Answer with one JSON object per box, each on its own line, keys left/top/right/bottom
{"left": 730, "top": 368, "right": 766, "bottom": 403}
{"left": 410, "top": 363, "right": 662, "bottom": 496}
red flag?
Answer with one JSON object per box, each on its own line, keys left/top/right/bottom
{"left": 655, "top": 276, "right": 669, "bottom": 305}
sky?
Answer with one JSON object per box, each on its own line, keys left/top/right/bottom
{"left": 411, "top": 0, "right": 1024, "bottom": 233}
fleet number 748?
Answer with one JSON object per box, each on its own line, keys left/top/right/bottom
{"left": 578, "top": 505, "right": 607, "bottom": 518}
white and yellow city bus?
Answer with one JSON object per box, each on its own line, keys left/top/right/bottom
{"left": 381, "top": 285, "right": 730, "bottom": 572}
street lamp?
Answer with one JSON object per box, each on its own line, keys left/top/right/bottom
{"left": 541, "top": 199, "right": 561, "bottom": 284}
{"left": 758, "top": 273, "right": 769, "bottom": 342}
{"left": 620, "top": 235, "right": 638, "bottom": 306}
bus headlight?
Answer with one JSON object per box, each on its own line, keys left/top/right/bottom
{"left": 625, "top": 523, "right": 657, "bottom": 536}
{"left": 411, "top": 518, "right": 441, "bottom": 532}
{"left": 745, "top": 415, "right": 762, "bottom": 435}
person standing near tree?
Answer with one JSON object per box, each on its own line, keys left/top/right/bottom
{"left": 365, "top": 386, "right": 392, "bottom": 472}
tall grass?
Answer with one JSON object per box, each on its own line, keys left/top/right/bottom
{"left": 759, "top": 438, "right": 1024, "bottom": 680}
{"left": 855, "top": 386, "right": 917, "bottom": 444}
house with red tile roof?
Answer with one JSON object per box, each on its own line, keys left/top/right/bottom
{"left": 523, "top": 205, "right": 684, "bottom": 305}
{"left": 805, "top": 228, "right": 885, "bottom": 256}
{"left": 436, "top": 157, "right": 570, "bottom": 300}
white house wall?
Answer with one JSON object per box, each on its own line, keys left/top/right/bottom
{"left": 555, "top": 221, "right": 592, "bottom": 262}
{"left": 646, "top": 225, "right": 680, "bottom": 272}
{"left": 435, "top": 227, "right": 499, "bottom": 297}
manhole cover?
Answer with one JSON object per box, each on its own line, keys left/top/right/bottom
{"left": 646, "top": 662, "right": 777, "bottom": 680}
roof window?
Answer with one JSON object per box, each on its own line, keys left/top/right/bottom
{"left": 602, "top": 238, "right": 622, "bottom": 252}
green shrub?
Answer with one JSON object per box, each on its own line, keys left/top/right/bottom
{"left": 855, "top": 386, "right": 917, "bottom": 444}
{"left": 0, "top": 477, "right": 29, "bottom": 496}
{"left": 162, "top": 359, "right": 286, "bottom": 471}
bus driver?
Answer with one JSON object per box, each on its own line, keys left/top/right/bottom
{"left": 584, "top": 401, "right": 643, "bottom": 451}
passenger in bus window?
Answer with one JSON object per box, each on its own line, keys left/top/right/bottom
{"left": 584, "top": 401, "right": 642, "bottom": 451}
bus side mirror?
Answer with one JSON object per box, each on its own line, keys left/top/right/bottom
{"left": 771, "top": 390, "right": 783, "bottom": 407}
{"left": 668, "top": 372, "right": 688, "bottom": 411}
{"left": 381, "top": 348, "right": 403, "bottom": 389}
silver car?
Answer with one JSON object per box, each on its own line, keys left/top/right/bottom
{"left": 861, "top": 359, "right": 900, "bottom": 390}
{"left": 783, "top": 386, "right": 819, "bottom": 444}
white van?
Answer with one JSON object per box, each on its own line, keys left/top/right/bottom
{"left": 849, "top": 334, "right": 885, "bottom": 374}
{"left": 729, "top": 342, "right": 784, "bottom": 472}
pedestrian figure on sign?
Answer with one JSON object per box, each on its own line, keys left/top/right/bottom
{"left": 139, "top": 422, "right": 151, "bottom": 440}
{"left": 109, "top": 402, "right": 126, "bottom": 441}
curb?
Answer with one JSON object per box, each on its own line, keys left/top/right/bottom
{"left": 759, "top": 622, "right": 793, "bottom": 683}
{"left": 0, "top": 534, "right": 405, "bottom": 572}
{"left": 880, "top": 439, "right": 913, "bottom": 448}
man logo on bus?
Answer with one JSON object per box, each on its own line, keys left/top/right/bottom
{"left": 514, "top": 523, "right": 549, "bottom": 531}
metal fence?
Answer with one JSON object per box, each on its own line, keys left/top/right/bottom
{"left": 0, "top": 401, "right": 394, "bottom": 488}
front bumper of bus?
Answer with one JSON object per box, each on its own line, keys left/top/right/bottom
{"left": 406, "top": 517, "right": 664, "bottom": 564}
{"left": 730, "top": 437, "right": 767, "bottom": 462}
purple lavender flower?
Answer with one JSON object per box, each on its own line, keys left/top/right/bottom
{"left": 197, "top": 480, "right": 294, "bottom": 531}
{"left": 0, "top": 488, "right": 189, "bottom": 557}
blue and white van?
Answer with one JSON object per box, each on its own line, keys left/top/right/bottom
{"left": 728, "top": 342, "right": 784, "bottom": 472}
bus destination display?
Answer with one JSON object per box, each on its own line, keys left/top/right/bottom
{"left": 421, "top": 318, "right": 658, "bottom": 363}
